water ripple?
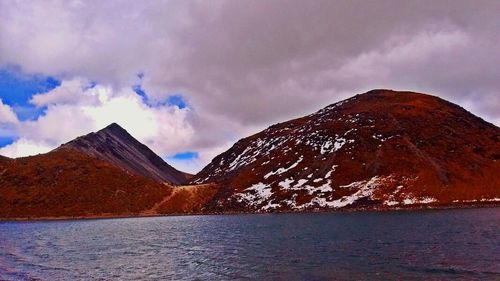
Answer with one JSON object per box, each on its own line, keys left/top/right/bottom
{"left": 0, "top": 209, "right": 499, "bottom": 280}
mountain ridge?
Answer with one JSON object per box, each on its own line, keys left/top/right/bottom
{"left": 1, "top": 89, "right": 498, "bottom": 219}
{"left": 59, "top": 123, "right": 188, "bottom": 185}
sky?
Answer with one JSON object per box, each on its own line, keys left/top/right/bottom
{"left": 0, "top": 0, "right": 499, "bottom": 173}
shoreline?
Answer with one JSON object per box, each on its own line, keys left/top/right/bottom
{"left": 1, "top": 202, "right": 499, "bottom": 222}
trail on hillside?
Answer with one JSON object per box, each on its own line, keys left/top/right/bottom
{"left": 142, "top": 184, "right": 217, "bottom": 215}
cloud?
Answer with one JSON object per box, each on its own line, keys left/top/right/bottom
{"left": 0, "top": 138, "right": 53, "bottom": 157}
{"left": 1, "top": 79, "right": 196, "bottom": 159}
{"left": 1, "top": 1, "right": 499, "bottom": 171}
{"left": 332, "top": 29, "right": 470, "bottom": 84}
{"left": 30, "top": 78, "right": 100, "bottom": 107}
{"left": 165, "top": 142, "right": 234, "bottom": 174}
{"left": 0, "top": 99, "right": 18, "bottom": 140}
{"left": 0, "top": 99, "right": 18, "bottom": 124}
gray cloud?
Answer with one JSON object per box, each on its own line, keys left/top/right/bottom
{"left": 141, "top": 0, "right": 500, "bottom": 124}
{"left": 1, "top": 0, "right": 499, "bottom": 171}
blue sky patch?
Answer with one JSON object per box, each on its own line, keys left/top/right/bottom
{"left": 132, "top": 73, "right": 189, "bottom": 109}
{"left": 10, "top": 105, "right": 46, "bottom": 121}
{"left": 0, "top": 136, "right": 15, "bottom": 147}
{"left": 84, "top": 81, "right": 98, "bottom": 90}
{"left": 166, "top": 151, "right": 199, "bottom": 160}
{"left": 166, "top": 94, "right": 188, "bottom": 109}
{"left": 133, "top": 84, "right": 147, "bottom": 103}
{"left": 0, "top": 67, "right": 60, "bottom": 121}
{"left": 132, "top": 84, "right": 189, "bottom": 110}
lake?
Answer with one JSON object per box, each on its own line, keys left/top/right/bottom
{"left": 0, "top": 208, "right": 499, "bottom": 280}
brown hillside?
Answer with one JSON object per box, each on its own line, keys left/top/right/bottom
{"left": 191, "top": 90, "right": 500, "bottom": 212}
{"left": 0, "top": 148, "right": 174, "bottom": 218}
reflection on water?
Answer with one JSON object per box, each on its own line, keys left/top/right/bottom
{"left": 0, "top": 208, "right": 499, "bottom": 280}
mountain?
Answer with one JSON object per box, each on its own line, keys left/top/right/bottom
{"left": 1, "top": 89, "right": 498, "bottom": 219}
{"left": 0, "top": 124, "right": 213, "bottom": 219}
{"left": 0, "top": 149, "right": 216, "bottom": 219}
{"left": 0, "top": 148, "right": 174, "bottom": 218}
{"left": 190, "top": 89, "right": 500, "bottom": 212}
{"left": 60, "top": 123, "right": 188, "bottom": 185}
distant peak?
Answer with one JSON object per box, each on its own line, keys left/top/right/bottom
{"left": 99, "top": 122, "right": 128, "bottom": 135}
{"left": 360, "top": 89, "right": 437, "bottom": 98}
{"left": 364, "top": 89, "right": 394, "bottom": 95}
{"left": 353, "top": 89, "right": 445, "bottom": 104}
{"left": 60, "top": 121, "right": 188, "bottom": 184}
{"left": 103, "top": 122, "right": 124, "bottom": 130}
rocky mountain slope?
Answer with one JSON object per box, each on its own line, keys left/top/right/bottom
{"left": 60, "top": 123, "right": 188, "bottom": 185}
{"left": 0, "top": 149, "right": 218, "bottom": 219}
{"left": 0, "top": 124, "right": 216, "bottom": 219}
{"left": 1, "top": 89, "right": 498, "bottom": 219}
{"left": 191, "top": 89, "right": 500, "bottom": 212}
{"left": 0, "top": 148, "right": 174, "bottom": 218}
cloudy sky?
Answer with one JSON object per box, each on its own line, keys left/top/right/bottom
{"left": 0, "top": 0, "right": 499, "bottom": 173}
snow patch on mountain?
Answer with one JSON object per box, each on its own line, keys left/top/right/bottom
{"left": 298, "top": 176, "right": 385, "bottom": 209}
{"left": 264, "top": 156, "right": 303, "bottom": 179}
{"left": 235, "top": 182, "right": 273, "bottom": 207}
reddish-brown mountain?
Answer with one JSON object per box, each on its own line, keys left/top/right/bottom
{"left": 191, "top": 90, "right": 500, "bottom": 212}
{"left": 1, "top": 89, "right": 498, "bottom": 219}
{"left": 0, "top": 148, "right": 174, "bottom": 218}
{"left": 0, "top": 150, "right": 217, "bottom": 219}
{"left": 60, "top": 123, "right": 188, "bottom": 185}
{"left": 0, "top": 125, "right": 214, "bottom": 219}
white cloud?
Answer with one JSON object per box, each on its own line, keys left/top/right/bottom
{"left": 0, "top": 99, "right": 18, "bottom": 139}
{"left": 2, "top": 79, "right": 196, "bottom": 160}
{"left": 0, "top": 99, "right": 18, "bottom": 124}
{"left": 0, "top": 138, "right": 52, "bottom": 157}
{"left": 167, "top": 142, "right": 234, "bottom": 174}
{"left": 30, "top": 78, "right": 101, "bottom": 107}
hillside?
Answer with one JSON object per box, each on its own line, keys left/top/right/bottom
{"left": 0, "top": 124, "right": 215, "bottom": 219}
{"left": 1, "top": 89, "right": 498, "bottom": 219}
{"left": 191, "top": 90, "right": 500, "bottom": 212}
{"left": 0, "top": 148, "right": 174, "bottom": 218}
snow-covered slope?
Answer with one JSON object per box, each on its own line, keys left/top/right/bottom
{"left": 191, "top": 89, "right": 500, "bottom": 212}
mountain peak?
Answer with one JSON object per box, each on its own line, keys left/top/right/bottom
{"left": 61, "top": 124, "right": 189, "bottom": 184}
{"left": 95, "top": 122, "right": 133, "bottom": 139}
{"left": 91, "top": 122, "right": 139, "bottom": 144}
{"left": 101, "top": 122, "right": 125, "bottom": 132}
{"left": 362, "top": 88, "right": 393, "bottom": 95}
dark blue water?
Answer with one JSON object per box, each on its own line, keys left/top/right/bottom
{"left": 0, "top": 208, "right": 499, "bottom": 281}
